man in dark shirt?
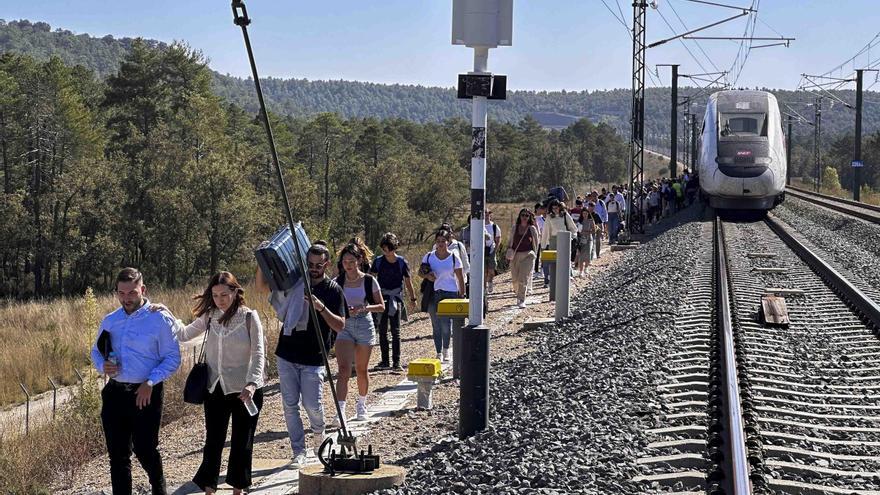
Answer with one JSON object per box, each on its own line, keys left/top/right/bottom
{"left": 369, "top": 232, "right": 417, "bottom": 370}
{"left": 256, "top": 243, "right": 345, "bottom": 467}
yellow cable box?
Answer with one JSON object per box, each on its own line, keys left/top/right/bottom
{"left": 407, "top": 358, "right": 442, "bottom": 378}
{"left": 436, "top": 298, "right": 469, "bottom": 317}
{"left": 540, "top": 250, "right": 557, "bottom": 262}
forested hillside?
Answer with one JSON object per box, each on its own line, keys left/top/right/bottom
{"left": 3, "top": 18, "right": 880, "bottom": 299}
{"left": 3, "top": 19, "right": 879, "bottom": 142}
{"left": 0, "top": 42, "right": 628, "bottom": 299}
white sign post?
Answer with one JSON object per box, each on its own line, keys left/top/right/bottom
{"left": 452, "top": 0, "right": 513, "bottom": 439}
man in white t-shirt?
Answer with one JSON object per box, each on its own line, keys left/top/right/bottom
{"left": 484, "top": 210, "right": 501, "bottom": 294}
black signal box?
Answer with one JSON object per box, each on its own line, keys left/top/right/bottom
{"left": 457, "top": 74, "right": 507, "bottom": 100}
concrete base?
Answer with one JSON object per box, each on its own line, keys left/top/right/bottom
{"left": 298, "top": 464, "right": 406, "bottom": 495}
{"left": 523, "top": 318, "right": 554, "bottom": 330}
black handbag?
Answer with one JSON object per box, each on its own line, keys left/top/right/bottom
{"left": 419, "top": 254, "right": 434, "bottom": 313}
{"left": 183, "top": 316, "right": 212, "bottom": 405}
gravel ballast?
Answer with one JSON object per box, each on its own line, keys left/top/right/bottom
{"left": 375, "top": 209, "right": 710, "bottom": 494}
{"left": 773, "top": 197, "right": 880, "bottom": 300}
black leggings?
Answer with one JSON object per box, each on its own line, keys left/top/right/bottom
{"left": 377, "top": 309, "right": 402, "bottom": 365}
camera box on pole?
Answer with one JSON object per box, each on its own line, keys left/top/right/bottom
{"left": 254, "top": 223, "right": 311, "bottom": 292}
{"left": 452, "top": 0, "right": 513, "bottom": 48}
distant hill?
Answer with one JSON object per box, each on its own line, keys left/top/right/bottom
{"left": 3, "top": 18, "right": 879, "bottom": 144}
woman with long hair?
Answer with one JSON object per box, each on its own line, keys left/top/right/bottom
{"left": 507, "top": 208, "right": 539, "bottom": 308}
{"left": 576, "top": 203, "right": 599, "bottom": 276}
{"left": 334, "top": 238, "right": 384, "bottom": 422}
{"left": 540, "top": 199, "right": 578, "bottom": 252}
{"left": 176, "top": 271, "right": 265, "bottom": 495}
{"left": 422, "top": 229, "right": 465, "bottom": 361}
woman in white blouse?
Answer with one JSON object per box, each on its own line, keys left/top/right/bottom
{"left": 177, "top": 271, "right": 265, "bottom": 495}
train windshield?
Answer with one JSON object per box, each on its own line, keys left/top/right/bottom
{"left": 719, "top": 113, "right": 767, "bottom": 138}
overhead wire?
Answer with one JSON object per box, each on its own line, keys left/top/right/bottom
{"left": 614, "top": 0, "right": 629, "bottom": 31}
{"left": 667, "top": 0, "right": 723, "bottom": 75}
{"left": 729, "top": 0, "right": 759, "bottom": 85}
{"left": 599, "top": 0, "right": 630, "bottom": 31}
{"left": 597, "top": 0, "right": 663, "bottom": 86}
{"left": 655, "top": 7, "right": 711, "bottom": 74}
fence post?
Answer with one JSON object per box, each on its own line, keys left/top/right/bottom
{"left": 19, "top": 383, "right": 30, "bottom": 436}
{"left": 48, "top": 377, "right": 58, "bottom": 420}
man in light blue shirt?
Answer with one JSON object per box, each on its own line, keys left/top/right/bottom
{"left": 90, "top": 267, "right": 181, "bottom": 495}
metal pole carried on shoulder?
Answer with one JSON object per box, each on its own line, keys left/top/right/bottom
{"left": 231, "top": 1, "right": 377, "bottom": 471}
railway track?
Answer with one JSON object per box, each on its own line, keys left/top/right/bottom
{"left": 637, "top": 211, "right": 880, "bottom": 494}
{"left": 786, "top": 186, "right": 880, "bottom": 225}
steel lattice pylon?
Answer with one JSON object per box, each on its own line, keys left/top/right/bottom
{"left": 626, "top": 1, "right": 648, "bottom": 236}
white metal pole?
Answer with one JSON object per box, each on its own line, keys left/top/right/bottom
{"left": 555, "top": 231, "right": 571, "bottom": 320}
{"left": 469, "top": 46, "right": 489, "bottom": 325}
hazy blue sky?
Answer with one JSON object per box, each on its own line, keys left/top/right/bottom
{"left": 5, "top": 1, "right": 880, "bottom": 92}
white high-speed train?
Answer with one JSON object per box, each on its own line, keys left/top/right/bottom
{"left": 698, "top": 90, "right": 786, "bottom": 210}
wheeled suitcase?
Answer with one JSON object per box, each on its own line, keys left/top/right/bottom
{"left": 254, "top": 223, "right": 311, "bottom": 292}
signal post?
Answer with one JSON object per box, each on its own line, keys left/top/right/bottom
{"left": 452, "top": 0, "right": 512, "bottom": 439}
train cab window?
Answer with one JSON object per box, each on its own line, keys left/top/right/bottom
{"left": 719, "top": 113, "right": 767, "bottom": 138}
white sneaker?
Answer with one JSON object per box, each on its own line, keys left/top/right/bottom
{"left": 436, "top": 352, "right": 442, "bottom": 361}
{"left": 442, "top": 348, "right": 449, "bottom": 362}
{"left": 291, "top": 451, "right": 308, "bottom": 467}
{"left": 487, "top": 282, "right": 494, "bottom": 294}
{"left": 355, "top": 400, "right": 368, "bottom": 421}
{"left": 517, "top": 301, "right": 526, "bottom": 309}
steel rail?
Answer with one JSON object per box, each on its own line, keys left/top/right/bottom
{"left": 765, "top": 214, "right": 880, "bottom": 326}
{"left": 785, "top": 186, "right": 880, "bottom": 224}
{"left": 714, "top": 216, "right": 751, "bottom": 494}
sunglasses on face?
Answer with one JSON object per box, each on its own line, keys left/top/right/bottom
{"left": 307, "top": 261, "right": 326, "bottom": 269}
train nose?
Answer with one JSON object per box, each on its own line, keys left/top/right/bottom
{"left": 717, "top": 141, "right": 770, "bottom": 178}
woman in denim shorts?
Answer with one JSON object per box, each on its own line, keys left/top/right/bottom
{"left": 334, "top": 239, "right": 384, "bottom": 422}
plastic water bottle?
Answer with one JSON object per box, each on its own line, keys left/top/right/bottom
{"left": 244, "top": 397, "right": 259, "bottom": 416}
{"left": 107, "top": 351, "right": 119, "bottom": 378}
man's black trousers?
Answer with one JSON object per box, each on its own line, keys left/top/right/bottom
{"left": 101, "top": 380, "right": 166, "bottom": 495}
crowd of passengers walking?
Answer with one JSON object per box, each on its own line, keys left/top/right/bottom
{"left": 88, "top": 175, "right": 698, "bottom": 494}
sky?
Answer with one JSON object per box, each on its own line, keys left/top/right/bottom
{"left": 4, "top": 0, "right": 880, "bottom": 92}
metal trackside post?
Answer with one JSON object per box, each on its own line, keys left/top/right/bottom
{"left": 20, "top": 382, "right": 30, "bottom": 435}
{"left": 437, "top": 298, "right": 469, "bottom": 380}
{"left": 453, "top": 0, "right": 512, "bottom": 439}
{"left": 854, "top": 69, "right": 864, "bottom": 201}
{"left": 48, "top": 377, "right": 58, "bottom": 420}
{"left": 786, "top": 115, "right": 793, "bottom": 186}
{"left": 452, "top": 317, "right": 465, "bottom": 379}
{"left": 469, "top": 48, "right": 488, "bottom": 327}
{"left": 555, "top": 231, "right": 571, "bottom": 320}
{"left": 459, "top": 324, "right": 489, "bottom": 439}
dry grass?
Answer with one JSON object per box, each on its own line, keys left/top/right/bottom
{"left": 0, "top": 281, "right": 282, "bottom": 408}
{"left": 0, "top": 203, "right": 534, "bottom": 408}
{"left": 792, "top": 177, "right": 880, "bottom": 206}
{"left": 0, "top": 281, "right": 282, "bottom": 493}
{"left": 0, "top": 203, "right": 528, "bottom": 492}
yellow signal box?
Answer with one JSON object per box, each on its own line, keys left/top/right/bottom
{"left": 540, "top": 250, "right": 557, "bottom": 262}
{"left": 436, "top": 298, "right": 469, "bottom": 317}
{"left": 407, "top": 358, "right": 442, "bottom": 379}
